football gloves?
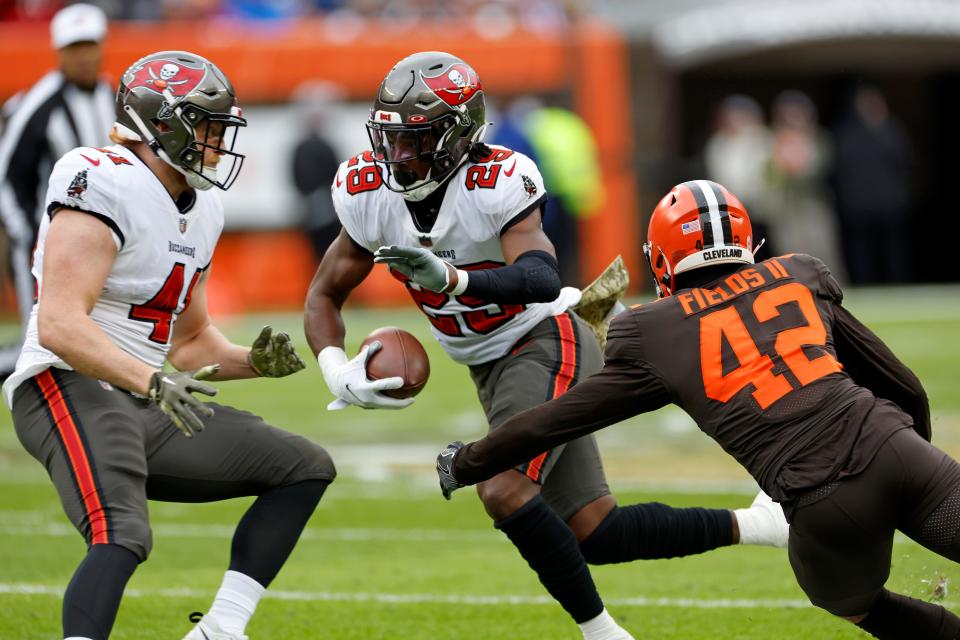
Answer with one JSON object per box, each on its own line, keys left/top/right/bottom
{"left": 436, "top": 441, "right": 466, "bottom": 500}
{"left": 374, "top": 245, "right": 455, "bottom": 293}
{"left": 318, "top": 342, "right": 414, "bottom": 411}
{"left": 148, "top": 364, "right": 219, "bottom": 438}
{"left": 248, "top": 325, "right": 306, "bottom": 378}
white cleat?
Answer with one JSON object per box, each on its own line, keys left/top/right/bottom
{"left": 734, "top": 490, "right": 790, "bottom": 548}
{"left": 579, "top": 608, "right": 636, "bottom": 640}
{"left": 181, "top": 613, "right": 249, "bottom": 640}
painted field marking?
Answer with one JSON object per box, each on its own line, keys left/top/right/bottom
{"left": 0, "top": 582, "right": 827, "bottom": 609}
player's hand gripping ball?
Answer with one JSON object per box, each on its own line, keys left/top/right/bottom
{"left": 360, "top": 327, "right": 430, "bottom": 399}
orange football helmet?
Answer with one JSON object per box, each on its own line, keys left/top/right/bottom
{"left": 643, "top": 180, "right": 755, "bottom": 298}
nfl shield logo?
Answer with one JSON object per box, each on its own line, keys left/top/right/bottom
{"left": 179, "top": 217, "right": 188, "bottom": 233}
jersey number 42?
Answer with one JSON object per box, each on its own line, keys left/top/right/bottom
{"left": 700, "top": 282, "right": 842, "bottom": 410}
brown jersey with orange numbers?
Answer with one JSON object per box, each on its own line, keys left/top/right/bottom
{"left": 454, "top": 253, "right": 921, "bottom": 502}
{"left": 616, "top": 253, "right": 910, "bottom": 500}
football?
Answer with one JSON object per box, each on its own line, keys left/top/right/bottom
{"left": 361, "top": 327, "right": 430, "bottom": 399}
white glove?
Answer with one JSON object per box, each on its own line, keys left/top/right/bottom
{"left": 318, "top": 342, "right": 414, "bottom": 410}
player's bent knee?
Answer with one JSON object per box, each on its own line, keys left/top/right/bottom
{"left": 290, "top": 439, "right": 337, "bottom": 484}
{"left": 477, "top": 472, "right": 539, "bottom": 521}
{"left": 107, "top": 521, "right": 153, "bottom": 562}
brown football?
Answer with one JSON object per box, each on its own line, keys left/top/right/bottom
{"left": 360, "top": 327, "right": 430, "bottom": 399}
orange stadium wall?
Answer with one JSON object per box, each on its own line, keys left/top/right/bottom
{"left": 0, "top": 18, "right": 639, "bottom": 313}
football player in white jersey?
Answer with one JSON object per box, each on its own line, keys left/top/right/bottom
{"left": 5, "top": 51, "right": 335, "bottom": 640}
{"left": 305, "top": 51, "right": 789, "bottom": 639}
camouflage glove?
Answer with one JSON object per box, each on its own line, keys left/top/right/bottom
{"left": 571, "top": 255, "right": 630, "bottom": 350}
{"left": 148, "top": 364, "right": 219, "bottom": 438}
{"left": 436, "top": 441, "right": 466, "bottom": 500}
{"left": 374, "top": 245, "right": 455, "bottom": 293}
{"left": 248, "top": 325, "right": 306, "bottom": 378}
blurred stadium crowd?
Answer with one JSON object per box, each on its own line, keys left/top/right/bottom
{"left": 1, "top": 0, "right": 957, "bottom": 315}
{"left": 0, "top": 0, "right": 585, "bottom": 24}
{"left": 703, "top": 87, "right": 912, "bottom": 286}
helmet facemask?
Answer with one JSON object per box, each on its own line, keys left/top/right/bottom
{"left": 367, "top": 109, "right": 480, "bottom": 201}
{"left": 643, "top": 240, "right": 673, "bottom": 298}
{"left": 173, "top": 104, "right": 245, "bottom": 191}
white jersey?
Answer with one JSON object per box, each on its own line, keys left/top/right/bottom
{"left": 3, "top": 144, "right": 223, "bottom": 406}
{"left": 333, "top": 145, "right": 570, "bottom": 365}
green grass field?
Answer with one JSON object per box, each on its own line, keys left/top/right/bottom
{"left": 1, "top": 285, "right": 959, "bottom": 639}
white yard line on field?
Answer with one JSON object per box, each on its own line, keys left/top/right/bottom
{"left": 0, "top": 582, "right": 828, "bottom": 609}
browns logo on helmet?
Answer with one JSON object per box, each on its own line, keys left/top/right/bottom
{"left": 644, "top": 180, "right": 755, "bottom": 298}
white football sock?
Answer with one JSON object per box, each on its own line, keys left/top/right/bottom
{"left": 578, "top": 608, "right": 635, "bottom": 640}
{"left": 205, "top": 570, "right": 265, "bottom": 635}
{"left": 734, "top": 490, "right": 790, "bottom": 548}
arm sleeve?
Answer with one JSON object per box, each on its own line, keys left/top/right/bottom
{"left": 832, "top": 302, "right": 931, "bottom": 440}
{"left": 462, "top": 249, "right": 561, "bottom": 304}
{"left": 45, "top": 149, "right": 123, "bottom": 249}
{"left": 454, "top": 357, "right": 670, "bottom": 485}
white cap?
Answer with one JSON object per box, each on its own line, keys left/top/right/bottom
{"left": 50, "top": 3, "right": 108, "bottom": 50}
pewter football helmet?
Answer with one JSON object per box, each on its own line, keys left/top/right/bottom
{"left": 115, "top": 50, "right": 245, "bottom": 190}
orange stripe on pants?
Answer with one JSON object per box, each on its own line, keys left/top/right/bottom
{"left": 525, "top": 313, "right": 578, "bottom": 481}
{"left": 36, "top": 369, "right": 109, "bottom": 545}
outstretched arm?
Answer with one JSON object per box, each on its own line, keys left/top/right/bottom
{"left": 168, "top": 271, "right": 261, "bottom": 380}
{"left": 453, "top": 358, "right": 670, "bottom": 486}
{"left": 169, "top": 275, "right": 305, "bottom": 381}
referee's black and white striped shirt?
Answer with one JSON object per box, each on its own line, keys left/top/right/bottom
{"left": 0, "top": 70, "right": 114, "bottom": 331}
{"left": 0, "top": 70, "right": 114, "bottom": 246}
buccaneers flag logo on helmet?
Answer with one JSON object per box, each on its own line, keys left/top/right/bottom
{"left": 420, "top": 64, "right": 482, "bottom": 107}
{"left": 124, "top": 59, "right": 207, "bottom": 98}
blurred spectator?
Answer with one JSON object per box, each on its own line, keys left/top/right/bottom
{"left": 704, "top": 94, "right": 775, "bottom": 259}
{"left": 290, "top": 80, "right": 344, "bottom": 262}
{"left": 160, "top": 0, "right": 223, "bottom": 19}
{"left": 0, "top": 0, "right": 576, "bottom": 21}
{"left": 525, "top": 102, "right": 605, "bottom": 285}
{"left": 0, "top": 2, "right": 113, "bottom": 377}
{"left": 832, "top": 85, "right": 912, "bottom": 284}
{"left": 224, "top": 0, "right": 305, "bottom": 19}
{"left": 0, "top": 1, "right": 60, "bottom": 20}
{"left": 490, "top": 96, "right": 540, "bottom": 168}
{"left": 765, "top": 90, "right": 845, "bottom": 278}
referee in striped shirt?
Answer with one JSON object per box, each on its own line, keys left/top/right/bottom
{"left": 0, "top": 3, "right": 114, "bottom": 376}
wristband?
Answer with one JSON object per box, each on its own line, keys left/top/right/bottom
{"left": 450, "top": 269, "right": 469, "bottom": 296}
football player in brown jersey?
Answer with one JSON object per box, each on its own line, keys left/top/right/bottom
{"left": 438, "top": 179, "right": 959, "bottom": 640}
